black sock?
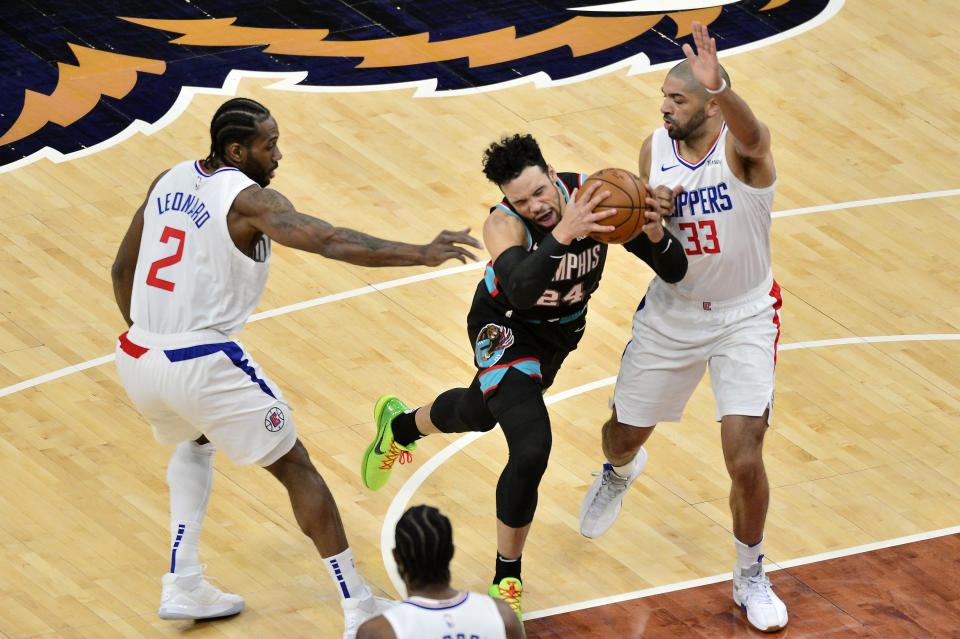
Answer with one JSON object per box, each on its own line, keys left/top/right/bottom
{"left": 391, "top": 409, "right": 422, "bottom": 447}
{"left": 493, "top": 553, "right": 522, "bottom": 584}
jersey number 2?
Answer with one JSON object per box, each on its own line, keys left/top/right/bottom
{"left": 678, "top": 220, "right": 720, "bottom": 255}
{"left": 146, "top": 226, "right": 186, "bottom": 291}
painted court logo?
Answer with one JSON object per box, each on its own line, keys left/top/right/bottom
{"left": 0, "top": 0, "right": 841, "bottom": 172}
{"left": 264, "top": 406, "right": 285, "bottom": 432}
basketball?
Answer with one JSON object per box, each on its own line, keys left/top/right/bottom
{"left": 576, "top": 168, "right": 649, "bottom": 244}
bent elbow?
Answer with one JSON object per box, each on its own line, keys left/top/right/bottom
{"left": 661, "top": 262, "right": 687, "bottom": 284}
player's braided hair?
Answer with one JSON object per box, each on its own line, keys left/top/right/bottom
{"left": 395, "top": 505, "right": 454, "bottom": 589}
{"left": 482, "top": 133, "right": 548, "bottom": 186}
{"left": 206, "top": 97, "right": 271, "bottom": 163}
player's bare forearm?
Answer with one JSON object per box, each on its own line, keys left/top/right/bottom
{"left": 252, "top": 188, "right": 478, "bottom": 266}
{"left": 713, "top": 89, "right": 770, "bottom": 157}
{"left": 322, "top": 227, "right": 431, "bottom": 266}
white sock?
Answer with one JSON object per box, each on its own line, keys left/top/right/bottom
{"left": 734, "top": 535, "right": 763, "bottom": 574}
{"left": 323, "top": 547, "right": 366, "bottom": 600}
{"left": 167, "top": 440, "right": 215, "bottom": 577}
{"left": 612, "top": 448, "right": 643, "bottom": 478}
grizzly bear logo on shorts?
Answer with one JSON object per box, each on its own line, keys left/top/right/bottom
{"left": 475, "top": 323, "right": 515, "bottom": 367}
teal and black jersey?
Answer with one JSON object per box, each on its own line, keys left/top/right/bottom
{"left": 475, "top": 171, "right": 607, "bottom": 324}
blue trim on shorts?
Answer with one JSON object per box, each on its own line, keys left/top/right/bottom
{"left": 478, "top": 358, "right": 542, "bottom": 394}
{"left": 522, "top": 306, "right": 586, "bottom": 324}
{"left": 164, "top": 342, "right": 277, "bottom": 399}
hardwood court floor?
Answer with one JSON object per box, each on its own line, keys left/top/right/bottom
{"left": 525, "top": 533, "right": 960, "bottom": 638}
{"left": 0, "top": 0, "right": 958, "bottom": 637}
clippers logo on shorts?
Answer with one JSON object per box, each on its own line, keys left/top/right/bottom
{"left": 264, "top": 407, "right": 285, "bottom": 432}
{"left": 475, "top": 323, "right": 515, "bottom": 367}
{"left": 0, "top": 0, "right": 838, "bottom": 172}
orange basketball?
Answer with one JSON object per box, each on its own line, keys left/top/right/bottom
{"left": 576, "top": 168, "right": 649, "bottom": 244}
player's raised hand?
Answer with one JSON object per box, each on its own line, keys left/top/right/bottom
{"left": 682, "top": 21, "right": 724, "bottom": 93}
{"left": 420, "top": 228, "right": 483, "bottom": 265}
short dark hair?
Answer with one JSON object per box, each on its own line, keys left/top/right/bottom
{"left": 206, "top": 97, "right": 271, "bottom": 162}
{"left": 395, "top": 505, "right": 454, "bottom": 590}
{"left": 482, "top": 133, "right": 548, "bottom": 186}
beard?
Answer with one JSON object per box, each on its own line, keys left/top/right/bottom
{"left": 666, "top": 108, "right": 707, "bottom": 141}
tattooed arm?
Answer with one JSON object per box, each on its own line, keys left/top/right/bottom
{"left": 230, "top": 186, "right": 481, "bottom": 267}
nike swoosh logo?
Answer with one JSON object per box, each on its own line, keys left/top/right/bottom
{"left": 373, "top": 431, "right": 388, "bottom": 455}
{"left": 661, "top": 164, "right": 679, "bottom": 171}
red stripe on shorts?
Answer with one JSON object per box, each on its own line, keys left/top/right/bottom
{"left": 118, "top": 331, "right": 148, "bottom": 358}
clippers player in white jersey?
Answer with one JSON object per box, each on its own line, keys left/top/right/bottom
{"left": 111, "top": 97, "right": 482, "bottom": 639}
{"left": 357, "top": 505, "right": 523, "bottom": 639}
{"left": 579, "top": 22, "right": 788, "bottom": 632}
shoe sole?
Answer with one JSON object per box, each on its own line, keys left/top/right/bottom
{"left": 361, "top": 394, "right": 400, "bottom": 490}
{"left": 158, "top": 602, "right": 245, "bottom": 620}
{"left": 733, "top": 594, "right": 788, "bottom": 632}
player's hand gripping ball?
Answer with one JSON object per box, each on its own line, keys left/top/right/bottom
{"left": 576, "top": 168, "right": 650, "bottom": 244}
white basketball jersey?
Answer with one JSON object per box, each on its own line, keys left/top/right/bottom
{"left": 382, "top": 591, "right": 508, "bottom": 639}
{"left": 130, "top": 160, "right": 270, "bottom": 337}
{"left": 648, "top": 124, "right": 775, "bottom": 304}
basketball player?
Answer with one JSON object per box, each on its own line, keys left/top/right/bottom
{"left": 578, "top": 22, "right": 788, "bottom": 632}
{"left": 360, "top": 133, "right": 688, "bottom": 622}
{"left": 356, "top": 505, "right": 524, "bottom": 639}
{"left": 110, "top": 97, "right": 482, "bottom": 638}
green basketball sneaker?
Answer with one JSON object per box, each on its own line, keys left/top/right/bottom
{"left": 361, "top": 395, "right": 416, "bottom": 491}
{"left": 488, "top": 577, "right": 524, "bottom": 623}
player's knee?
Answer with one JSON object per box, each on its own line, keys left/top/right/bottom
{"left": 510, "top": 441, "right": 551, "bottom": 479}
{"left": 725, "top": 451, "right": 765, "bottom": 485}
{"left": 266, "top": 439, "right": 317, "bottom": 483}
{"left": 604, "top": 417, "right": 649, "bottom": 455}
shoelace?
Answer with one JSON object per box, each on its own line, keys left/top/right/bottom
{"left": 742, "top": 575, "right": 777, "bottom": 605}
{"left": 379, "top": 440, "right": 413, "bottom": 470}
{"left": 494, "top": 581, "right": 524, "bottom": 614}
{"left": 588, "top": 467, "right": 629, "bottom": 505}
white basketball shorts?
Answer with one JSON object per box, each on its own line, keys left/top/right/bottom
{"left": 613, "top": 278, "right": 782, "bottom": 426}
{"left": 115, "top": 328, "right": 297, "bottom": 466}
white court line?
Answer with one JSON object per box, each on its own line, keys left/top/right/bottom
{"left": 379, "top": 333, "right": 960, "bottom": 600}
{"left": 523, "top": 524, "right": 960, "bottom": 620}
{"left": 772, "top": 188, "right": 960, "bottom": 218}
{"left": 2, "top": 186, "right": 958, "bottom": 400}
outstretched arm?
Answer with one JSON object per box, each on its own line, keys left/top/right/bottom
{"left": 684, "top": 21, "right": 774, "bottom": 186}
{"left": 233, "top": 186, "right": 482, "bottom": 267}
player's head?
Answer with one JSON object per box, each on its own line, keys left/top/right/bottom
{"left": 207, "top": 97, "right": 282, "bottom": 187}
{"left": 483, "top": 133, "right": 563, "bottom": 228}
{"left": 393, "top": 504, "right": 454, "bottom": 590}
{"left": 660, "top": 59, "right": 731, "bottom": 140}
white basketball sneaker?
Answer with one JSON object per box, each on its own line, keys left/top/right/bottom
{"left": 158, "top": 571, "right": 244, "bottom": 620}
{"left": 341, "top": 585, "right": 397, "bottom": 639}
{"left": 579, "top": 447, "right": 647, "bottom": 538}
{"left": 733, "top": 559, "right": 789, "bottom": 632}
